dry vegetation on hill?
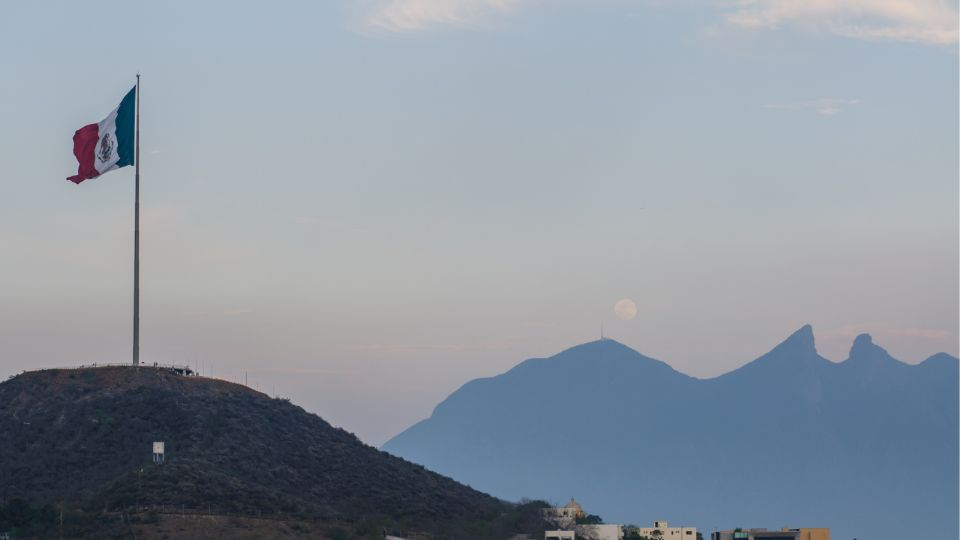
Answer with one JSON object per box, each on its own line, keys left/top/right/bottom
{"left": 0, "top": 366, "right": 550, "bottom": 539}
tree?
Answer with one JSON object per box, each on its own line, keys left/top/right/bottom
{"left": 3, "top": 498, "right": 32, "bottom": 528}
{"left": 576, "top": 513, "right": 603, "bottom": 525}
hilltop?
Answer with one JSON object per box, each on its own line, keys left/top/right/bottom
{"left": 0, "top": 366, "right": 549, "bottom": 539}
{"left": 383, "top": 326, "right": 959, "bottom": 540}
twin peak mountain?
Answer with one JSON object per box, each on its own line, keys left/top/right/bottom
{"left": 382, "top": 325, "right": 958, "bottom": 540}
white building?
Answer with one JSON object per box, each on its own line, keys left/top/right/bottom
{"left": 545, "top": 531, "right": 576, "bottom": 540}
{"left": 577, "top": 523, "right": 625, "bottom": 540}
{"left": 630, "top": 520, "right": 697, "bottom": 540}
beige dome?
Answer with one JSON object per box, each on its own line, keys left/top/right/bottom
{"left": 564, "top": 498, "right": 584, "bottom": 514}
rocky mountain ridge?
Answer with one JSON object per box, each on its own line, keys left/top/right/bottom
{"left": 383, "top": 326, "right": 959, "bottom": 540}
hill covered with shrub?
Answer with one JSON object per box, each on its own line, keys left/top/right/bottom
{"left": 0, "top": 366, "right": 549, "bottom": 538}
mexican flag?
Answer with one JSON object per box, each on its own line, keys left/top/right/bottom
{"left": 67, "top": 86, "right": 136, "bottom": 184}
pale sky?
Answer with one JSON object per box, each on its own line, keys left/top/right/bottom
{"left": 1, "top": 1, "right": 957, "bottom": 445}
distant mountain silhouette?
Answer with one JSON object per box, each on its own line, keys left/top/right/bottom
{"left": 383, "top": 326, "right": 959, "bottom": 540}
{"left": 0, "top": 367, "right": 550, "bottom": 539}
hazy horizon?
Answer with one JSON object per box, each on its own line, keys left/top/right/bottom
{"left": 2, "top": 1, "right": 957, "bottom": 445}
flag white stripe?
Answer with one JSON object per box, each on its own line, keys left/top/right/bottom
{"left": 94, "top": 106, "right": 121, "bottom": 175}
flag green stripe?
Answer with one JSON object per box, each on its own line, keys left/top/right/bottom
{"left": 115, "top": 86, "right": 136, "bottom": 167}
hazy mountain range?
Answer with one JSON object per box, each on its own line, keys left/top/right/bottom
{"left": 383, "top": 326, "right": 959, "bottom": 540}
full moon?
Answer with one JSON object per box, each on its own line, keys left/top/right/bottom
{"left": 614, "top": 298, "right": 638, "bottom": 320}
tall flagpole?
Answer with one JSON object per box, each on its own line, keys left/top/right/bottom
{"left": 133, "top": 74, "right": 141, "bottom": 366}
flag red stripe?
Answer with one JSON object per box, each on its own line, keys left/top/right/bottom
{"left": 66, "top": 123, "right": 100, "bottom": 184}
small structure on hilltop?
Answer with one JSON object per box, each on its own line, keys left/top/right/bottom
{"left": 152, "top": 441, "right": 165, "bottom": 464}
{"left": 543, "top": 499, "right": 626, "bottom": 540}
{"left": 166, "top": 364, "right": 194, "bottom": 376}
{"left": 542, "top": 498, "right": 586, "bottom": 528}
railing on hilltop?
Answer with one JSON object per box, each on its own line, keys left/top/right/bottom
{"left": 26, "top": 362, "right": 196, "bottom": 376}
{"left": 9, "top": 363, "right": 286, "bottom": 397}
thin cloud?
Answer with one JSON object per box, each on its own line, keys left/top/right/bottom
{"left": 141, "top": 205, "right": 187, "bottom": 227}
{"left": 351, "top": 343, "right": 510, "bottom": 354}
{"left": 289, "top": 216, "right": 369, "bottom": 234}
{"left": 290, "top": 215, "right": 322, "bottom": 226}
{"left": 722, "top": 0, "right": 959, "bottom": 45}
{"left": 818, "top": 323, "right": 957, "bottom": 347}
{"left": 814, "top": 323, "right": 956, "bottom": 363}
{"left": 764, "top": 98, "right": 861, "bottom": 115}
{"left": 364, "top": 0, "right": 523, "bottom": 32}
{"left": 222, "top": 308, "right": 256, "bottom": 316}
{"left": 245, "top": 367, "right": 359, "bottom": 376}
{"left": 358, "top": 0, "right": 959, "bottom": 45}
{"left": 823, "top": 323, "right": 954, "bottom": 343}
